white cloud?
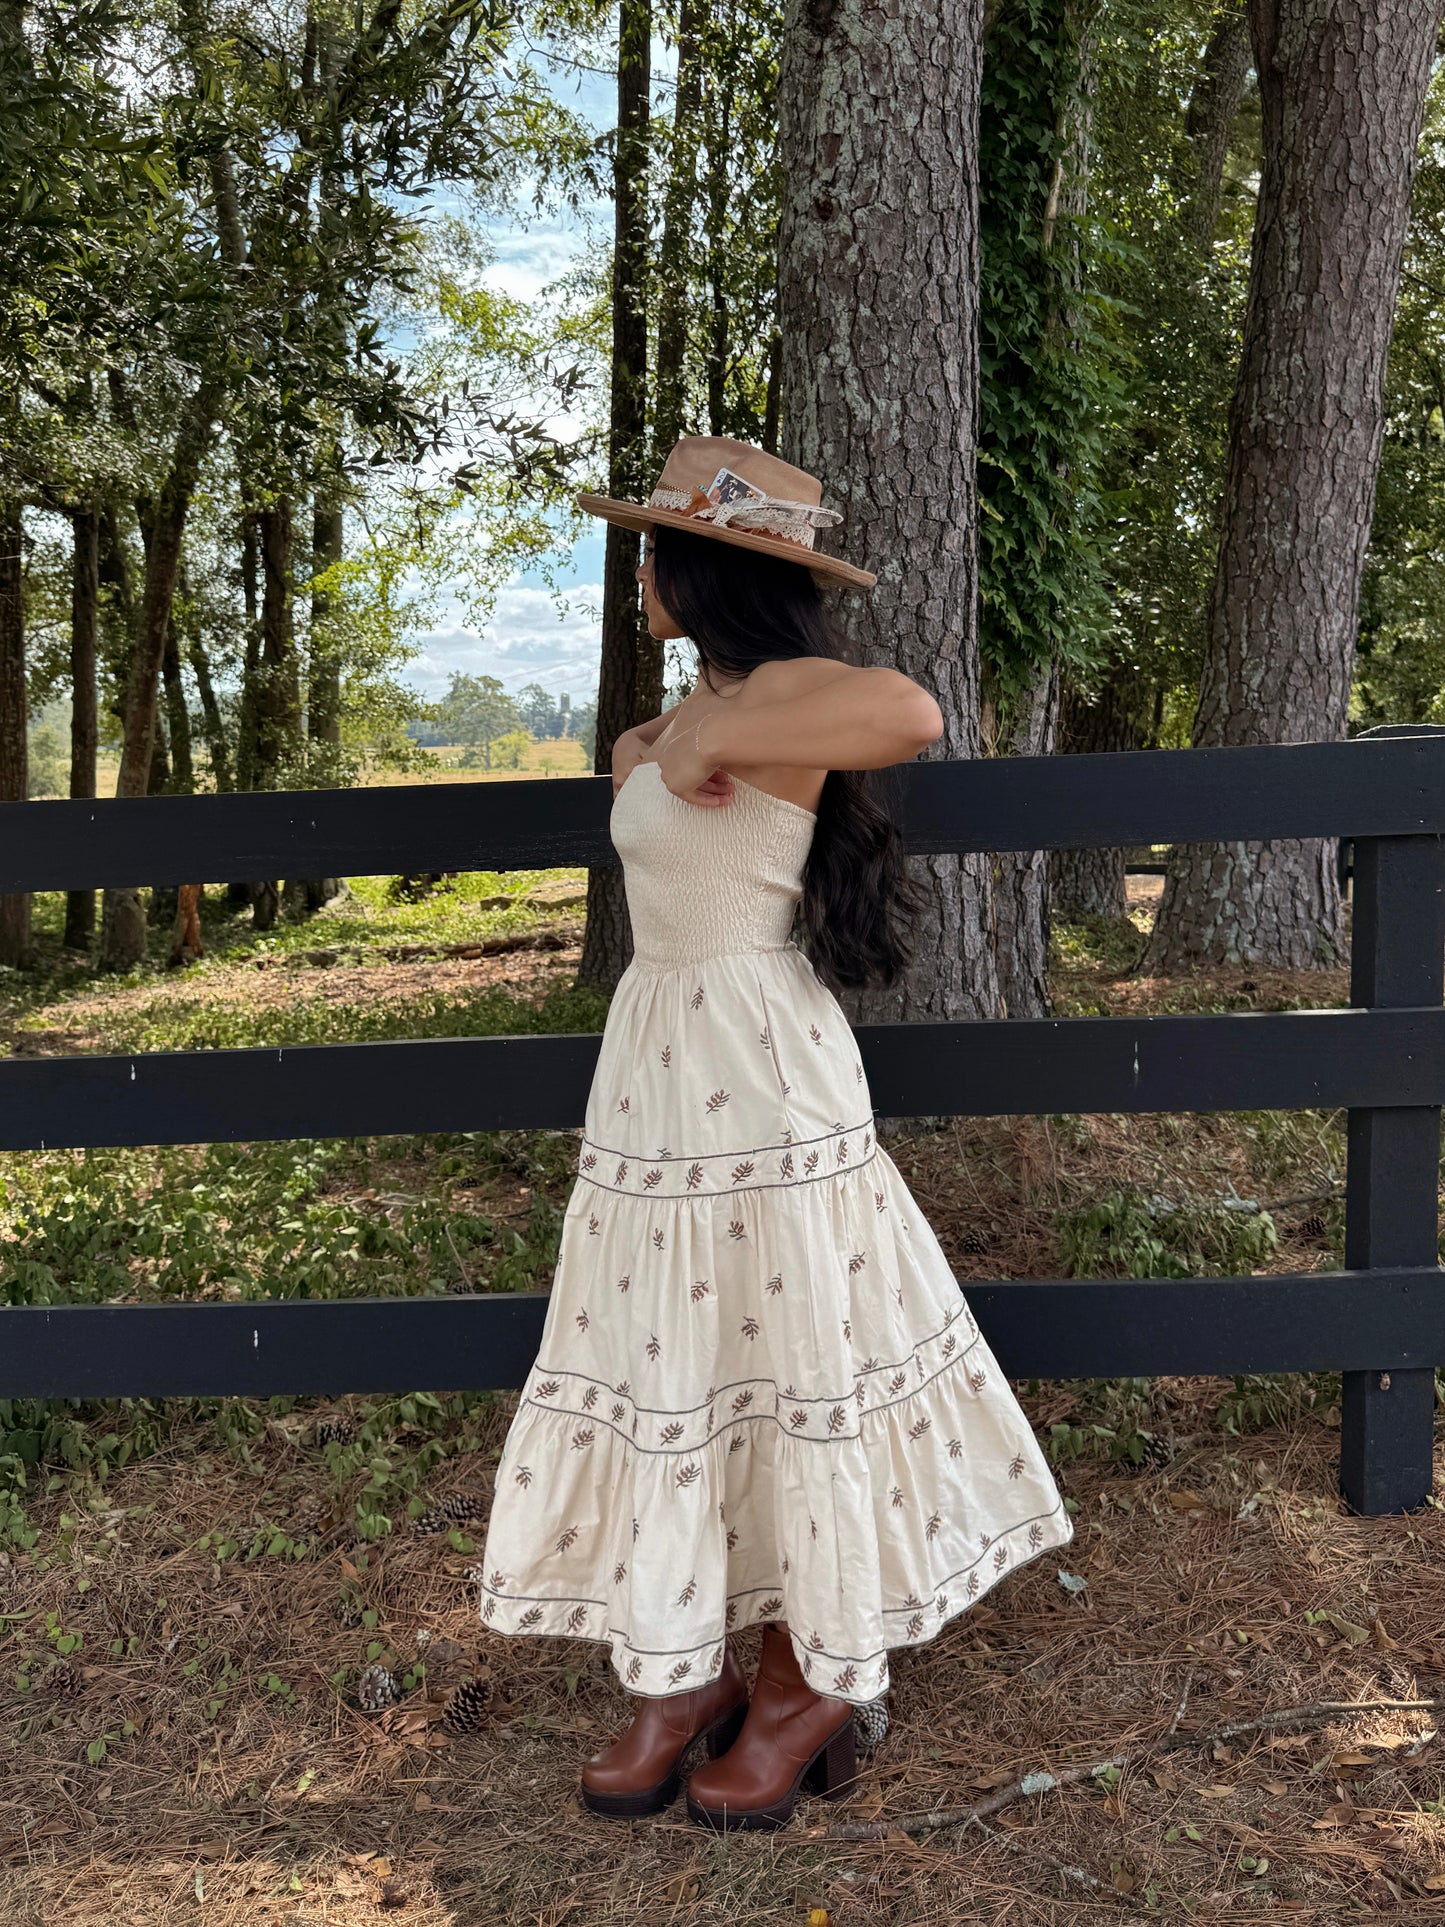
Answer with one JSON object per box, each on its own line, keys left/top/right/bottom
{"left": 409, "top": 578, "right": 604, "bottom": 703}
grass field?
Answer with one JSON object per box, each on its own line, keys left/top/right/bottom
{"left": 1, "top": 872, "right": 1443, "bottom": 1923}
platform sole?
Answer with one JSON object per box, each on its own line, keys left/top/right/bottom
{"left": 580, "top": 1696, "right": 749, "bottom": 1820}
{"left": 684, "top": 1715, "right": 860, "bottom": 1832}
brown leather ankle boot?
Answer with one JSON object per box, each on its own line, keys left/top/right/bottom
{"left": 580, "top": 1643, "right": 749, "bottom": 1818}
{"left": 684, "top": 1621, "right": 859, "bottom": 1831}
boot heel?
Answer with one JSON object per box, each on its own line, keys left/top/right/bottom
{"left": 802, "top": 1717, "right": 858, "bottom": 1799}
{"left": 706, "top": 1697, "right": 747, "bottom": 1758}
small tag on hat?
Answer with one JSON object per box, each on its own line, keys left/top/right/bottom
{"left": 705, "top": 465, "right": 768, "bottom": 507}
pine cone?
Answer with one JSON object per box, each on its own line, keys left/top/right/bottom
{"left": 959, "top": 1229, "right": 991, "bottom": 1255}
{"left": 45, "top": 1661, "right": 82, "bottom": 1700}
{"left": 314, "top": 1417, "right": 354, "bottom": 1447}
{"left": 852, "top": 1697, "right": 889, "bottom": 1750}
{"left": 441, "top": 1676, "right": 493, "bottom": 1734}
{"left": 412, "top": 1494, "right": 482, "bottom": 1537}
{"left": 357, "top": 1663, "right": 401, "bottom": 1713}
{"left": 1299, "top": 1212, "right": 1327, "bottom": 1239}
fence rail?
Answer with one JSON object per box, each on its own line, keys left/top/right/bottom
{"left": 4, "top": 733, "right": 1444, "bottom": 1516}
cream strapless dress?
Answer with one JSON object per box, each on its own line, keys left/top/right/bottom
{"left": 475, "top": 758, "right": 1073, "bottom": 1702}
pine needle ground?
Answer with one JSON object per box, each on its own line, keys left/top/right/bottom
{"left": 0, "top": 877, "right": 1442, "bottom": 1924}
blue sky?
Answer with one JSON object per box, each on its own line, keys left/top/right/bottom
{"left": 404, "top": 33, "right": 673, "bottom": 712}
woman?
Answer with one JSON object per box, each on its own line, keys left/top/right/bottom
{"left": 476, "top": 435, "right": 1074, "bottom": 1833}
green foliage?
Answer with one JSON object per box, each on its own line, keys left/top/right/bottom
{"left": 1057, "top": 1182, "right": 1279, "bottom": 1279}
{"left": 978, "top": 0, "right": 1128, "bottom": 709}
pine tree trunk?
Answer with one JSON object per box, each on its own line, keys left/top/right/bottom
{"left": 1182, "top": 1, "right": 1253, "bottom": 247}
{"left": 993, "top": 653, "right": 1063, "bottom": 1016}
{"left": 652, "top": 0, "right": 705, "bottom": 464}
{"left": 0, "top": 501, "right": 29, "bottom": 968}
{"left": 63, "top": 507, "right": 99, "bottom": 952}
{"left": 1048, "top": 652, "right": 1148, "bottom": 918}
{"left": 777, "top": 0, "right": 996, "bottom": 1105}
{"left": 578, "top": 0, "right": 654, "bottom": 994}
{"left": 1141, "top": 0, "right": 1443, "bottom": 974}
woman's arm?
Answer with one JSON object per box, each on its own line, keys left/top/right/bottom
{"left": 693, "top": 662, "right": 942, "bottom": 771}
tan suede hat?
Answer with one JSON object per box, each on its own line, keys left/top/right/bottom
{"left": 576, "top": 434, "right": 876, "bottom": 590}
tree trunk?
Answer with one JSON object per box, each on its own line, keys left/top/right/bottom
{"left": 652, "top": 0, "right": 706, "bottom": 465}
{"left": 0, "top": 502, "right": 29, "bottom": 967}
{"left": 100, "top": 383, "right": 218, "bottom": 971}
{"left": 992, "top": 652, "right": 1063, "bottom": 1016}
{"left": 1047, "top": 649, "right": 1149, "bottom": 919}
{"left": 777, "top": 0, "right": 996, "bottom": 1113}
{"left": 289, "top": 495, "right": 344, "bottom": 911}
{"left": 187, "top": 628, "right": 231, "bottom": 792}
{"left": 1141, "top": 0, "right": 1443, "bottom": 975}
{"left": 63, "top": 506, "right": 99, "bottom": 951}
{"left": 985, "top": 0, "right": 1100, "bottom": 1018}
{"left": 250, "top": 498, "right": 300, "bottom": 931}
{"left": 1182, "top": 1, "right": 1253, "bottom": 248}
{"left": 702, "top": 71, "right": 731, "bottom": 438}
{"left": 162, "top": 610, "right": 193, "bottom": 793}
{"left": 578, "top": 0, "right": 654, "bottom": 994}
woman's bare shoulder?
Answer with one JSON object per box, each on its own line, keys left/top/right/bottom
{"left": 738, "top": 655, "right": 861, "bottom": 704}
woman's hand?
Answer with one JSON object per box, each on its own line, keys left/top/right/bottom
{"left": 610, "top": 727, "right": 652, "bottom": 800}
{"left": 656, "top": 717, "right": 735, "bottom": 808}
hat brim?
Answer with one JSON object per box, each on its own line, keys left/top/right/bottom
{"left": 575, "top": 493, "right": 877, "bottom": 590}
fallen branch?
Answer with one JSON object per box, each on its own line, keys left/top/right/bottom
{"left": 824, "top": 1694, "right": 1443, "bottom": 1844}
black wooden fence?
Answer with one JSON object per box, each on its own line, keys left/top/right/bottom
{"left": 3, "top": 732, "right": 1443, "bottom": 1516}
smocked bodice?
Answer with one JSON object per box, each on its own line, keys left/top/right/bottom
{"left": 609, "top": 759, "right": 816, "bottom": 970}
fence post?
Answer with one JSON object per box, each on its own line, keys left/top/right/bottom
{"left": 1341, "top": 831, "right": 1445, "bottom": 1513}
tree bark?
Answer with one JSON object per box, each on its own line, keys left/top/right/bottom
{"left": 63, "top": 507, "right": 100, "bottom": 950}
{"left": 99, "top": 384, "right": 218, "bottom": 970}
{"left": 1141, "top": 0, "right": 1443, "bottom": 975}
{"left": 578, "top": 0, "right": 655, "bottom": 994}
{"left": 1048, "top": 649, "right": 1150, "bottom": 919}
{"left": 289, "top": 494, "right": 345, "bottom": 912}
{"left": 777, "top": 0, "right": 996, "bottom": 1100}
{"left": 652, "top": 0, "right": 705, "bottom": 465}
{"left": 993, "top": 652, "right": 1063, "bottom": 1016}
{"left": 1182, "top": 1, "right": 1253, "bottom": 248}
{"left": 0, "top": 502, "right": 29, "bottom": 967}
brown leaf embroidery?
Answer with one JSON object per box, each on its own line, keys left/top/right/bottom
{"left": 690, "top": 1278, "right": 711, "bottom": 1302}
{"left": 581, "top": 1383, "right": 599, "bottom": 1409}
{"left": 518, "top": 1605, "right": 544, "bottom": 1630}
{"left": 1029, "top": 1521, "right": 1045, "bottom": 1548}
{"left": 993, "top": 1543, "right": 1009, "bottom": 1570}
{"left": 668, "top": 1658, "right": 694, "bottom": 1684}
{"left": 613, "top": 1159, "right": 629, "bottom": 1185}
{"left": 808, "top": 1629, "right": 824, "bottom": 1650}
{"left": 580, "top": 1151, "right": 596, "bottom": 1171}
{"left": 535, "top": 1379, "right": 559, "bottom": 1399}
{"left": 759, "top": 1028, "right": 771, "bottom": 1049}
{"left": 1008, "top": 1452, "right": 1027, "bottom": 1479}
{"left": 725, "top": 1600, "right": 739, "bottom": 1628}
{"left": 848, "top": 1252, "right": 866, "bottom": 1274}
{"left": 617, "top": 1095, "right": 630, "bottom": 1114}
{"left": 908, "top": 1415, "right": 931, "bottom": 1442}
{"left": 645, "top": 1333, "right": 661, "bottom": 1360}
{"left": 626, "top": 1656, "right": 642, "bottom": 1683}
{"left": 740, "top": 1317, "right": 760, "bottom": 1341}
{"left": 731, "top": 1159, "right": 755, "bottom": 1183}
{"left": 652, "top": 1228, "right": 665, "bottom": 1250}
{"left": 803, "top": 1150, "right": 819, "bottom": 1175}
{"left": 566, "top": 1605, "right": 588, "bottom": 1633}
{"left": 575, "top": 1307, "right": 589, "bottom": 1332}
{"left": 690, "top": 985, "right": 704, "bottom": 1010}
{"left": 610, "top": 1402, "right": 626, "bottom": 1424}
{"left": 660, "top": 1044, "right": 671, "bottom": 1067}
{"left": 834, "top": 1663, "right": 858, "bottom": 1692}
{"left": 925, "top": 1510, "right": 942, "bottom": 1541}
{"left": 642, "top": 1167, "right": 662, "bottom": 1189}
{"left": 728, "top": 1219, "right": 746, "bottom": 1241}
{"left": 616, "top": 1272, "right": 631, "bottom": 1293}
{"left": 947, "top": 1437, "right": 963, "bottom": 1458}
{"left": 684, "top": 1161, "right": 704, "bottom": 1189}
{"left": 514, "top": 1465, "right": 533, "bottom": 1486}
{"left": 789, "top": 1408, "right": 808, "bottom": 1429}
{"left": 676, "top": 1574, "right": 697, "bottom": 1607}
{"left": 766, "top": 1271, "right": 784, "bottom": 1294}
{"left": 826, "top": 1404, "right": 848, "bottom": 1433}
{"left": 758, "top": 1595, "right": 783, "bottom": 1618}
{"left": 659, "top": 1421, "right": 684, "bottom": 1444}
{"left": 613, "top": 1562, "right": 627, "bottom": 1585}
{"left": 809, "top": 1024, "right": 822, "bottom": 1044}
{"left": 889, "top": 1486, "right": 904, "bottom": 1507}
{"left": 836, "top": 1137, "right": 849, "bottom": 1163}
{"left": 587, "top": 1214, "right": 600, "bottom": 1235}
{"left": 676, "top": 1462, "right": 701, "bottom": 1489}
{"left": 704, "top": 1088, "right": 731, "bottom": 1112}
{"left": 555, "top": 1525, "right": 580, "bottom": 1553}
{"left": 571, "top": 1427, "right": 594, "bottom": 1449}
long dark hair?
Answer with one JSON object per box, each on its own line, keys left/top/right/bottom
{"left": 650, "top": 522, "right": 925, "bottom": 995}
